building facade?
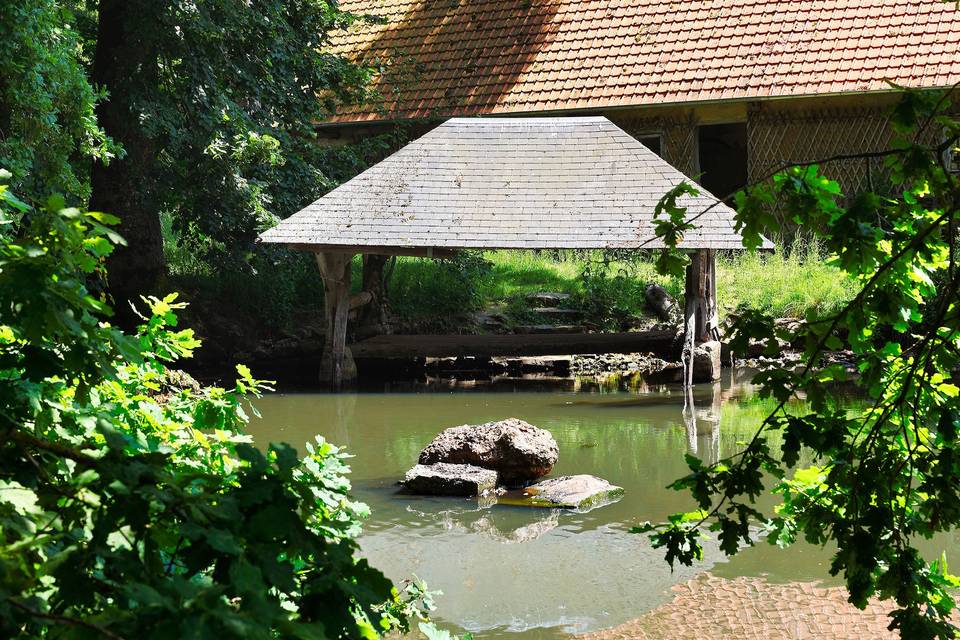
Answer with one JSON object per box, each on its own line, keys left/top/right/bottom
{"left": 320, "top": 1, "right": 960, "bottom": 199}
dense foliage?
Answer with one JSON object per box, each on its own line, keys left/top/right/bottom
{"left": 0, "top": 1, "right": 115, "bottom": 204}
{"left": 0, "top": 175, "right": 435, "bottom": 638}
{"left": 84, "top": 0, "right": 387, "bottom": 295}
{"left": 644, "top": 90, "right": 960, "bottom": 638}
{"left": 1, "top": 0, "right": 402, "bottom": 306}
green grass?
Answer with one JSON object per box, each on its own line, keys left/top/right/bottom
{"left": 716, "top": 239, "right": 854, "bottom": 318}
{"left": 163, "top": 208, "right": 856, "bottom": 333}
{"left": 383, "top": 241, "right": 856, "bottom": 329}
{"left": 479, "top": 249, "right": 673, "bottom": 299}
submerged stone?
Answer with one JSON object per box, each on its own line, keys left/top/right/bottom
{"left": 499, "top": 475, "right": 624, "bottom": 510}
{"left": 401, "top": 462, "right": 498, "bottom": 496}
{"left": 418, "top": 418, "right": 559, "bottom": 485}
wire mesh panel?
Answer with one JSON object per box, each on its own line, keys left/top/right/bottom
{"left": 747, "top": 103, "right": 896, "bottom": 196}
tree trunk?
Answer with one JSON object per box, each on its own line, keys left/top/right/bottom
{"left": 316, "top": 252, "right": 357, "bottom": 389}
{"left": 684, "top": 249, "right": 719, "bottom": 344}
{"left": 356, "top": 254, "right": 393, "bottom": 339}
{"left": 89, "top": 0, "right": 165, "bottom": 310}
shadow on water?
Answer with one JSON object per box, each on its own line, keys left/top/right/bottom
{"left": 247, "top": 368, "right": 955, "bottom": 639}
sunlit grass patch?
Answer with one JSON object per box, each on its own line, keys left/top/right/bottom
{"left": 717, "top": 238, "right": 855, "bottom": 319}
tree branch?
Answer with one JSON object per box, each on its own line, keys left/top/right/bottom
{"left": 6, "top": 597, "right": 127, "bottom": 640}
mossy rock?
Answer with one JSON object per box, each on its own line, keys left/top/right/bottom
{"left": 498, "top": 474, "right": 624, "bottom": 511}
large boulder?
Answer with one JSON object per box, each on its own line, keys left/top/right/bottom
{"left": 401, "top": 463, "right": 498, "bottom": 496}
{"left": 645, "top": 283, "right": 675, "bottom": 321}
{"left": 499, "top": 475, "right": 624, "bottom": 510}
{"left": 418, "top": 418, "right": 559, "bottom": 484}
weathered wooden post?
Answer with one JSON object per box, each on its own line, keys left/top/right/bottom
{"left": 683, "top": 249, "right": 721, "bottom": 384}
{"left": 315, "top": 252, "right": 357, "bottom": 389}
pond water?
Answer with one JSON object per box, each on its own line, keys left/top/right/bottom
{"left": 248, "top": 372, "right": 959, "bottom": 639}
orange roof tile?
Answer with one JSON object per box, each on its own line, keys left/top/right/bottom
{"left": 326, "top": 0, "right": 960, "bottom": 123}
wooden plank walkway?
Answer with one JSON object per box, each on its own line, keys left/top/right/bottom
{"left": 351, "top": 330, "right": 679, "bottom": 359}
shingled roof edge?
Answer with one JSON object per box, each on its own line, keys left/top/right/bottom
{"left": 316, "top": 86, "right": 935, "bottom": 128}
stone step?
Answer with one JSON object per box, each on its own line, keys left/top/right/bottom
{"left": 513, "top": 324, "right": 587, "bottom": 335}
{"left": 530, "top": 307, "right": 583, "bottom": 319}
{"left": 525, "top": 291, "right": 572, "bottom": 305}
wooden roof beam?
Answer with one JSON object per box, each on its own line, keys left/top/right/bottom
{"left": 280, "top": 243, "right": 460, "bottom": 259}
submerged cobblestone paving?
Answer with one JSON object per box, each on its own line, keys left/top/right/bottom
{"left": 580, "top": 573, "right": 898, "bottom": 640}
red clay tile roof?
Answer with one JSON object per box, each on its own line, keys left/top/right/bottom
{"left": 328, "top": 0, "right": 960, "bottom": 123}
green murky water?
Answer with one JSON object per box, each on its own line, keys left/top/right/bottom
{"left": 248, "top": 373, "right": 959, "bottom": 639}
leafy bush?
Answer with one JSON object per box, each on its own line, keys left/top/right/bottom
{"left": 0, "top": 175, "right": 429, "bottom": 638}
{"left": 574, "top": 260, "right": 647, "bottom": 330}
{"left": 0, "top": 1, "right": 116, "bottom": 205}
{"left": 387, "top": 252, "right": 493, "bottom": 331}
{"left": 642, "top": 90, "right": 960, "bottom": 639}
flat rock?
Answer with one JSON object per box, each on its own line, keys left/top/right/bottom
{"left": 401, "top": 463, "right": 498, "bottom": 496}
{"left": 526, "top": 292, "right": 571, "bottom": 305}
{"left": 419, "top": 418, "right": 559, "bottom": 484}
{"left": 499, "top": 475, "right": 624, "bottom": 510}
{"left": 513, "top": 324, "right": 586, "bottom": 334}
{"left": 530, "top": 307, "right": 583, "bottom": 318}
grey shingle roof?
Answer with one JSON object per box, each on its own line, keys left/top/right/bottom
{"left": 259, "top": 116, "right": 766, "bottom": 252}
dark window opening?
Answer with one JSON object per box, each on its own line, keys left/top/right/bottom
{"left": 636, "top": 134, "right": 662, "bottom": 157}
{"left": 698, "top": 123, "right": 748, "bottom": 202}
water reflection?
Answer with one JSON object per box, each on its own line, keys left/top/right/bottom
{"left": 246, "top": 371, "right": 950, "bottom": 639}
{"left": 406, "top": 503, "right": 563, "bottom": 544}
{"left": 683, "top": 382, "right": 724, "bottom": 465}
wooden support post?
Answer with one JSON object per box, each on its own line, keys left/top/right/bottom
{"left": 684, "top": 249, "right": 719, "bottom": 342}
{"left": 683, "top": 249, "right": 721, "bottom": 384}
{"left": 316, "top": 252, "right": 356, "bottom": 389}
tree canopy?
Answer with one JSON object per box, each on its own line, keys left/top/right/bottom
{"left": 0, "top": 1, "right": 115, "bottom": 205}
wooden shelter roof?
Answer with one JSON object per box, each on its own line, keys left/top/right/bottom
{"left": 259, "top": 116, "right": 766, "bottom": 254}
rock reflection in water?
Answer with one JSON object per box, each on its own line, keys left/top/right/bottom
{"left": 472, "top": 512, "right": 561, "bottom": 543}
{"left": 405, "top": 504, "right": 561, "bottom": 544}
